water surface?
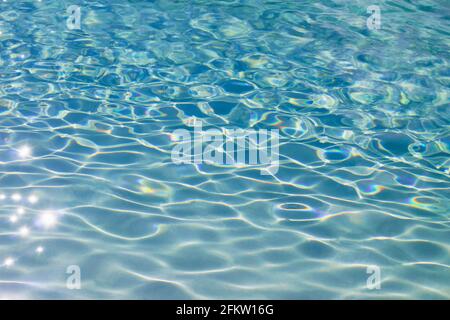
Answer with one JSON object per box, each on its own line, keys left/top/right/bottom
{"left": 0, "top": 0, "right": 449, "bottom": 299}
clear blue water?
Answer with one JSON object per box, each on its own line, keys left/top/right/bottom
{"left": 0, "top": 0, "right": 449, "bottom": 299}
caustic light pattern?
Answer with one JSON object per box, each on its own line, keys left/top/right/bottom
{"left": 0, "top": 0, "right": 449, "bottom": 299}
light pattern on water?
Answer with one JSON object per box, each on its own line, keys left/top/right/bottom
{"left": 0, "top": 0, "right": 449, "bottom": 299}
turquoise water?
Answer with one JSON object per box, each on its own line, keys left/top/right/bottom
{"left": 0, "top": 0, "right": 449, "bottom": 299}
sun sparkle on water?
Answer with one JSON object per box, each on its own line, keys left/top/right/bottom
{"left": 11, "top": 193, "right": 22, "bottom": 202}
{"left": 17, "top": 145, "right": 32, "bottom": 159}
{"left": 3, "top": 257, "right": 14, "bottom": 268}
{"left": 37, "top": 211, "right": 58, "bottom": 229}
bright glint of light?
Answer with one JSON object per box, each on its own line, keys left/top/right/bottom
{"left": 3, "top": 257, "right": 14, "bottom": 267}
{"left": 18, "top": 145, "right": 32, "bottom": 158}
{"left": 11, "top": 193, "right": 22, "bottom": 202}
{"left": 38, "top": 211, "right": 58, "bottom": 228}
{"left": 28, "top": 194, "right": 39, "bottom": 204}
{"left": 36, "top": 246, "right": 44, "bottom": 254}
{"left": 0, "top": 194, "right": 5, "bottom": 200}
{"left": 9, "top": 215, "right": 18, "bottom": 223}
{"left": 19, "top": 226, "right": 30, "bottom": 237}
{"left": 17, "top": 207, "right": 25, "bottom": 215}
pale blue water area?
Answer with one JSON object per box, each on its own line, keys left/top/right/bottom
{"left": 0, "top": 0, "right": 449, "bottom": 299}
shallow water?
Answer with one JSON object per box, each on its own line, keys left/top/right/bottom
{"left": 0, "top": 0, "right": 449, "bottom": 299}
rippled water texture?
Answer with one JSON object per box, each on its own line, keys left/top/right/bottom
{"left": 0, "top": 0, "right": 449, "bottom": 299}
